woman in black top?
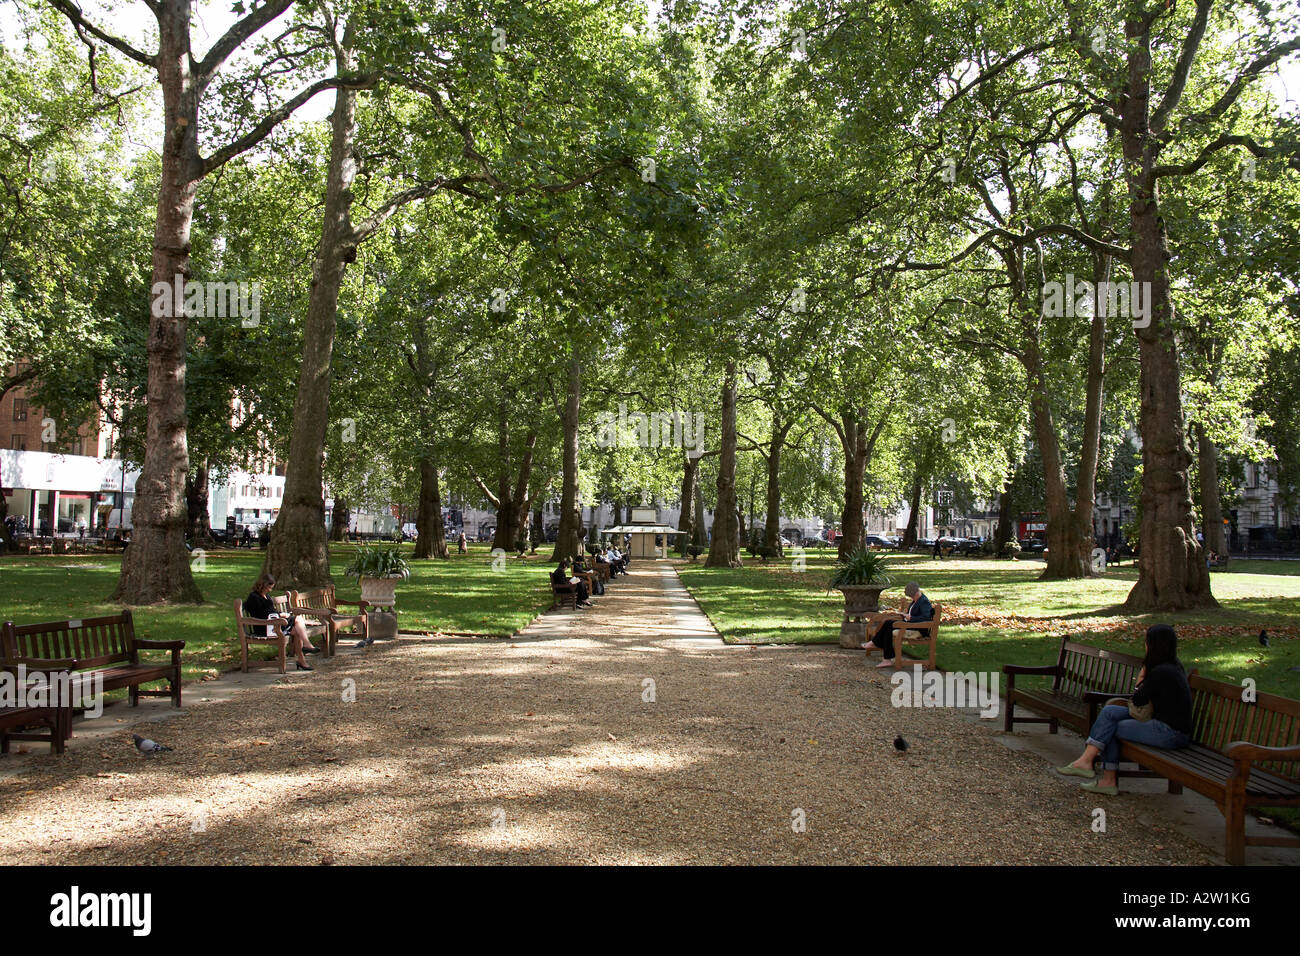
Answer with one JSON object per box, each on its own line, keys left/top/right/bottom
{"left": 1057, "top": 624, "right": 1192, "bottom": 795}
{"left": 244, "top": 572, "right": 319, "bottom": 670}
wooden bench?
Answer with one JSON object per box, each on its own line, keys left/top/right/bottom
{"left": 551, "top": 580, "right": 578, "bottom": 611}
{"left": 866, "top": 600, "right": 943, "bottom": 670}
{"left": 1114, "top": 673, "right": 1300, "bottom": 865}
{"left": 1, "top": 612, "right": 184, "bottom": 712}
{"left": 1003, "top": 636, "right": 1145, "bottom": 734}
{"left": 0, "top": 705, "right": 67, "bottom": 755}
{"left": 287, "top": 586, "right": 368, "bottom": 657}
{"left": 233, "top": 598, "right": 293, "bottom": 673}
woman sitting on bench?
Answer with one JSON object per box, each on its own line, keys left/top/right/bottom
{"left": 244, "top": 572, "right": 319, "bottom": 670}
{"left": 864, "top": 581, "right": 932, "bottom": 669}
{"left": 1056, "top": 623, "right": 1192, "bottom": 795}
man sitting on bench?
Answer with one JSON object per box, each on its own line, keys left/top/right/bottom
{"left": 605, "top": 545, "right": 627, "bottom": 576}
{"left": 864, "top": 580, "right": 932, "bottom": 669}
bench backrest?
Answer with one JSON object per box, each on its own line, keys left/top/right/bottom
{"left": 1, "top": 612, "right": 137, "bottom": 669}
{"left": 289, "top": 586, "right": 337, "bottom": 611}
{"left": 1055, "top": 638, "right": 1144, "bottom": 701}
{"left": 1189, "top": 673, "right": 1300, "bottom": 782}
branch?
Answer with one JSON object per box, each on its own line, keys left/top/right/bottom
{"left": 470, "top": 472, "right": 501, "bottom": 509}
{"left": 196, "top": 0, "right": 297, "bottom": 91}
{"left": 200, "top": 72, "right": 377, "bottom": 175}
{"left": 1179, "top": 36, "right": 1300, "bottom": 132}
{"left": 350, "top": 174, "right": 496, "bottom": 243}
{"left": 47, "top": 0, "right": 155, "bottom": 67}
{"left": 1153, "top": 132, "right": 1300, "bottom": 177}
{"left": 1151, "top": 0, "right": 1213, "bottom": 135}
{"left": 938, "top": 40, "right": 1057, "bottom": 115}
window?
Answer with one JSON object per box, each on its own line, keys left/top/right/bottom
{"left": 11, "top": 434, "right": 25, "bottom": 450}
{"left": 42, "top": 441, "right": 57, "bottom": 453}
{"left": 12, "top": 399, "right": 27, "bottom": 421}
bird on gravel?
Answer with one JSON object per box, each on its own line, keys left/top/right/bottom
{"left": 133, "top": 734, "right": 173, "bottom": 754}
{"left": 893, "top": 734, "right": 909, "bottom": 753}
{"left": 1259, "top": 629, "right": 1269, "bottom": 648}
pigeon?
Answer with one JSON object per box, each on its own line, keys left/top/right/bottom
{"left": 893, "top": 734, "right": 909, "bottom": 753}
{"left": 1259, "top": 630, "right": 1269, "bottom": 648}
{"left": 133, "top": 734, "right": 172, "bottom": 754}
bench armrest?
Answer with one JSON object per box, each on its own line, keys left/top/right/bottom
{"left": 1002, "top": 664, "right": 1061, "bottom": 676}
{"left": 335, "top": 599, "right": 369, "bottom": 610}
{"left": 1226, "top": 740, "right": 1300, "bottom": 763}
{"left": 136, "top": 638, "right": 184, "bottom": 665}
{"left": 1082, "top": 690, "right": 1131, "bottom": 704}
{"left": 136, "top": 639, "right": 185, "bottom": 651}
{"left": 293, "top": 607, "right": 338, "bottom": 620}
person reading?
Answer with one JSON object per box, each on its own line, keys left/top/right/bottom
{"left": 243, "top": 572, "right": 318, "bottom": 670}
{"left": 864, "top": 581, "right": 932, "bottom": 669}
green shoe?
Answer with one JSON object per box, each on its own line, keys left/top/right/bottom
{"left": 1056, "top": 764, "right": 1095, "bottom": 779}
{"left": 1081, "top": 781, "right": 1119, "bottom": 796}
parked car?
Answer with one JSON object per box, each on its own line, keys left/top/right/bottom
{"left": 951, "top": 536, "right": 983, "bottom": 556}
{"left": 801, "top": 533, "right": 830, "bottom": 548}
{"left": 865, "top": 534, "right": 898, "bottom": 550}
{"left": 1018, "top": 537, "right": 1047, "bottom": 553}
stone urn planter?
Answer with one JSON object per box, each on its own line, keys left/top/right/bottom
{"left": 343, "top": 545, "right": 410, "bottom": 642}
{"left": 829, "top": 549, "right": 894, "bottom": 649}
{"left": 838, "top": 584, "right": 888, "bottom": 617}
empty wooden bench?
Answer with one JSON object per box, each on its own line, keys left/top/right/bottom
{"left": 1, "top": 613, "right": 184, "bottom": 716}
{"left": 288, "top": 585, "right": 368, "bottom": 657}
{"left": 1, "top": 704, "right": 67, "bottom": 755}
{"left": 1003, "top": 636, "right": 1144, "bottom": 734}
{"left": 1115, "top": 673, "right": 1300, "bottom": 865}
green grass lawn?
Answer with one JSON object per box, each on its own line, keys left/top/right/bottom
{"left": 677, "top": 554, "right": 1300, "bottom": 698}
{"left": 0, "top": 544, "right": 554, "bottom": 682}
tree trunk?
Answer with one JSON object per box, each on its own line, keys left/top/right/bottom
{"left": 678, "top": 454, "right": 699, "bottom": 555}
{"left": 837, "top": 413, "right": 867, "bottom": 559}
{"left": 329, "top": 497, "right": 349, "bottom": 541}
{"left": 902, "top": 474, "right": 923, "bottom": 548}
{"left": 1196, "top": 424, "right": 1226, "bottom": 559}
{"left": 706, "top": 362, "right": 742, "bottom": 567}
{"left": 1024, "top": 339, "right": 1090, "bottom": 579}
{"left": 1120, "top": 17, "right": 1215, "bottom": 610}
{"left": 113, "top": 3, "right": 203, "bottom": 604}
{"left": 996, "top": 465, "right": 1017, "bottom": 556}
{"left": 185, "top": 458, "right": 212, "bottom": 542}
{"left": 693, "top": 477, "right": 707, "bottom": 549}
{"left": 414, "top": 456, "right": 448, "bottom": 559}
{"left": 763, "top": 419, "right": 791, "bottom": 558}
{"left": 266, "top": 31, "right": 361, "bottom": 589}
{"left": 490, "top": 399, "right": 514, "bottom": 552}
{"left": 414, "top": 457, "right": 447, "bottom": 558}
{"left": 552, "top": 357, "right": 582, "bottom": 560}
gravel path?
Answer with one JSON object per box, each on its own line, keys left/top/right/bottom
{"left": 0, "top": 563, "right": 1214, "bottom": 865}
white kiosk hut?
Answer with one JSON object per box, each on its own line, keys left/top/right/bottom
{"left": 600, "top": 506, "right": 680, "bottom": 560}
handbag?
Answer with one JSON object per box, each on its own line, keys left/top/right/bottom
{"left": 1128, "top": 699, "right": 1155, "bottom": 722}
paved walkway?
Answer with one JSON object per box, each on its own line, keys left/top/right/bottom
{"left": 0, "top": 563, "right": 1282, "bottom": 865}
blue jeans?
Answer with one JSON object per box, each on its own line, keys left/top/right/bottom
{"left": 1087, "top": 704, "right": 1189, "bottom": 770}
